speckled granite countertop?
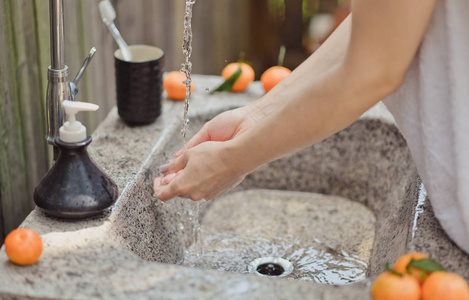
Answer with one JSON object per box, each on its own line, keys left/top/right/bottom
{"left": 0, "top": 75, "right": 467, "bottom": 300}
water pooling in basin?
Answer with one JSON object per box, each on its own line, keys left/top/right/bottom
{"left": 182, "top": 190, "right": 376, "bottom": 284}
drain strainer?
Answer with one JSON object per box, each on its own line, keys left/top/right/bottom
{"left": 247, "top": 257, "right": 294, "bottom": 277}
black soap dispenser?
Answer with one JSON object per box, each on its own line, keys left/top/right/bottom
{"left": 34, "top": 100, "right": 118, "bottom": 219}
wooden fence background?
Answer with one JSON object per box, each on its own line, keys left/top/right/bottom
{"left": 0, "top": 0, "right": 340, "bottom": 243}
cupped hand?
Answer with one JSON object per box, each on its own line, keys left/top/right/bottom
{"left": 153, "top": 141, "right": 248, "bottom": 201}
{"left": 173, "top": 107, "right": 257, "bottom": 158}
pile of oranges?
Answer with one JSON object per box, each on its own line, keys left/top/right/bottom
{"left": 163, "top": 62, "right": 289, "bottom": 99}
{"left": 163, "top": 49, "right": 292, "bottom": 99}
{"left": 218, "top": 61, "right": 291, "bottom": 94}
{"left": 371, "top": 252, "right": 469, "bottom": 300}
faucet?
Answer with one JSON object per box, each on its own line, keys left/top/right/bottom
{"left": 46, "top": 0, "right": 96, "bottom": 153}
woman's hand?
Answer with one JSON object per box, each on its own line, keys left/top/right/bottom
{"left": 153, "top": 140, "right": 249, "bottom": 201}
{"left": 173, "top": 107, "right": 257, "bottom": 158}
{"left": 153, "top": 106, "right": 257, "bottom": 201}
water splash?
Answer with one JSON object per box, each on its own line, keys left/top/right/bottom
{"left": 180, "top": 0, "right": 196, "bottom": 141}
{"left": 178, "top": 199, "right": 204, "bottom": 259}
{"left": 183, "top": 234, "right": 367, "bottom": 285}
{"left": 411, "top": 183, "right": 427, "bottom": 240}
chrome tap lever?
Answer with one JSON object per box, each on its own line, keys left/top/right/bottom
{"left": 70, "top": 47, "right": 97, "bottom": 97}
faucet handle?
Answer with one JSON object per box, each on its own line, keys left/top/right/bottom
{"left": 71, "top": 47, "right": 97, "bottom": 97}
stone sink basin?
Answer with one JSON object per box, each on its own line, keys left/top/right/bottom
{"left": 1, "top": 75, "right": 468, "bottom": 299}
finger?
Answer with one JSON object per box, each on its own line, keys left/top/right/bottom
{"left": 174, "top": 124, "right": 211, "bottom": 158}
{"left": 153, "top": 177, "right": 162, "bottom": 194}
{"left": 166, "top": 154, "right": 188, "bottom": 174}
{"left": 155, "top": 176, "right": 184, "bottom": 201}
{"left": 161, "top": 173, "right": 177, "bottom": 185}
{"left": 159, "top": 163, "right": 170, "bottom": 175}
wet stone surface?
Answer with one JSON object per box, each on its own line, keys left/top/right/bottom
{"left": 183, "top": 190, "right": 375, "bottom": 284}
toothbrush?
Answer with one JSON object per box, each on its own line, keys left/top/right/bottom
{"left": 99, "top": 0, "right": 132, "bottom": 61}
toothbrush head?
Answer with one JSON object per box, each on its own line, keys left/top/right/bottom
{"left": 99, "top": 0, "right": 116, "bottom": 25}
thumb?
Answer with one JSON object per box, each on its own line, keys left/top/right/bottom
{"left": 174, "top": 123, "right": 211, "bottom": 158}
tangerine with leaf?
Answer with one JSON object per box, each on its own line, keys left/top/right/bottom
{"left": 371, "top": 271, "right": 421, "bottom": 300}
{"left": 220, "top": 62, "right": 255, "bottom": 92}
{"left": 394, "top": 252, "right": 430, "bottom": 285}
{"left": 261, "top": 45, "right": 292, "bottom": 93}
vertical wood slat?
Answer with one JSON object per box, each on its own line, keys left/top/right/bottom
{"left": 15, "top": 0, "right": 49, "bottom": 204}
{"left": 0, "top": 0, "right": 46, "bottom": 239}
{"left": 0, "top": 0, "right": 9, "bottom": 242}
{"left": 81, "top": 0, "right": 116, "bottom": 126}
{"left": 33, "top": 0, "right": 52, "bottom": 165}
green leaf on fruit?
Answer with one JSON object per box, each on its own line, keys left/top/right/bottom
{"left": 210, "top": 67, "right": 242, "bottom": 94}
{"left": 409, "top": 258, "right": 445, "bottom": 272}
{"left": 384, "top": 262, "right": 403, "bottom": 277}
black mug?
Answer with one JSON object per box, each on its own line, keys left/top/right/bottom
{"left": 114, "top": 45, "right": 165, "bottom": 125}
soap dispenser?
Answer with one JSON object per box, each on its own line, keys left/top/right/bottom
{"left": 34, "top": 100, "right": 118, "bottom": 219}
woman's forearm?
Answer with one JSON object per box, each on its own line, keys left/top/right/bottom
{"left": 245, "top": 16, "right": 352, "bottom": 122}
{"left": 228, "top": 61, "right": 394, "bottom": 172}
{"left": 229, "top": 0, "right": 438, "bottom": 173}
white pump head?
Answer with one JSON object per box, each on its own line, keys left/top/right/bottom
{"left": 59, "top": 100, "right": 99, "bottom": 143}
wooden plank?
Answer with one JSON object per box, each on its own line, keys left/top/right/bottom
{"left": 0, "top": 0, "right": 33, "bottom": 237}
{"left": 0, "top": 188, "right": 3, "bottom": 242}
{"left": 142, "top": 0, "right": 166, "bottom": 48}
{"left": 81, "top": 0, "right": 117, "bottom": 128}
{"left": 16, "top": 0, "right": 49, "bottom": 206}
{"left": 63, "top": 0, "right": 84, "bottom": 131}
{"left": 75, "top": 0, "right": 95, "bottom": 130}
{"left": 0, "top": 0, "right": 7, "bottom": 241}
{"left": 32, "top": 0, "right": 53, "bottom": 166}
{"left": 192, "top": 0, "right": 213, "bottom": 75}
{"left": 115, "top": 0, "right": 145, "bottom": 46}
{"left": 248, "top": 0, "right": 281, "bottom": 77}
{"left": 172, "top": 0, "right": 186, "bottom": 72}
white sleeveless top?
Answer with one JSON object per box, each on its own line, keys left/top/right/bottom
{"left": 383, "top": 0, "right": 469, "bottom": 253}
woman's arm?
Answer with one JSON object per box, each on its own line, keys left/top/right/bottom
{"left": 155, "top": 0, "right": 438, "bottom": 201}
{"left": 227, "top": 0, "right": 438, "bottom": 170}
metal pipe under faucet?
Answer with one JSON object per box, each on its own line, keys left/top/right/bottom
{"left": 46, "top": 0, "right": 96, "bottom": 156}
{"left": 49, "top": 0, "right": 65, "bottom": 70}
{"left": 46, "top": 0, "right": 71, "bottom": 150}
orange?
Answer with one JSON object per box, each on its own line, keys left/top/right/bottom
{"left": 394, "top": 252, "right": 429, "bottom": 285}
{"left": 260, "top": 66, "right": 291, "bottom": 93}
{"left": 164, "top": 71, "right": 194, "bottom": 101}
{"left": 4, "top": 228, "right": 43, "bottom": 265}
{"left": 422, "top": 271, "right": 469, "bottom": 300}
{"left": 371, "top": 271, "right": 421, "bottom": 300}
{"left": 221, "top": 62, "right": 255, "bottom": 92}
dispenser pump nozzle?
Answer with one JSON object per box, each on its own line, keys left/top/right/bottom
{"left": 59, "top": 100, "right": 99, "bottom": 143}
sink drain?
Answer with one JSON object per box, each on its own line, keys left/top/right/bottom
{"left": 247, "top": 257, "right": 294, "bottom": 277}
